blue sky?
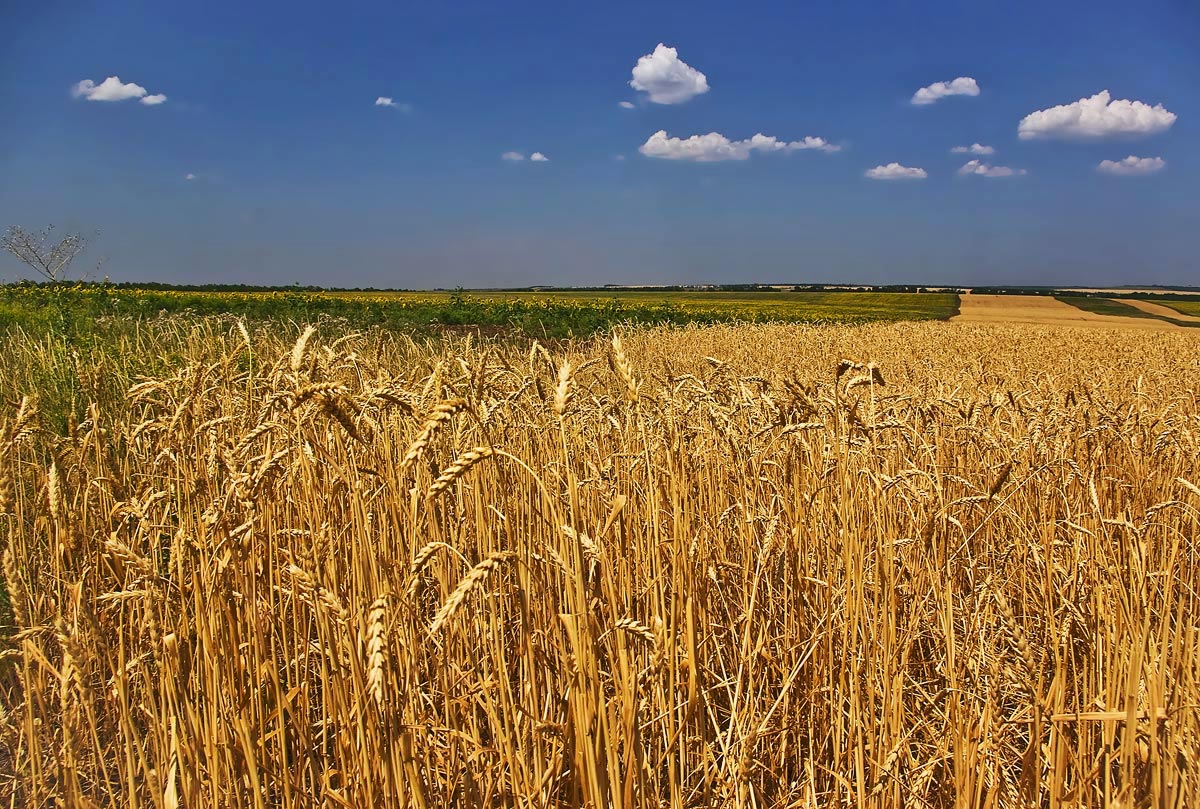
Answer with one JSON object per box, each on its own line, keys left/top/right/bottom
{"left": 1, "top": 0, "right": 1196, "bottom": 287}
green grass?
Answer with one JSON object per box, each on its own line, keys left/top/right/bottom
{"left": 1057, "top": 296, "right": 1200, "bottom": 327}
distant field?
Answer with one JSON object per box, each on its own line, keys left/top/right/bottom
{"left": 1120, "top": 298, "right": 1200, "bottom": 324}
{"left": 1061, "top": 287, "right": 1200, "bottom": 296}
{"left": 1056, "top": 296, "right": 1171, "bottom": 321}
{"left": 329, "top": 289, "right": 960, "bottom": 322}
{"left": 955, "top": 294, "right": 1179, "bottom": 329}
{"left": 1156, "top": 298, "right": 1200, "bottom": 318}
{"left": 0, "top": 284, "right": 958, "bottom": 338}
{"left": 1058, "top": 296, "right": 1200, "bottom": 327}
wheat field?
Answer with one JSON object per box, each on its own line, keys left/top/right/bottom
{"left": 1, "top": 319, "right": 1199, "bottom": 807}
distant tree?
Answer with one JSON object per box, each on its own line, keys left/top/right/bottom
{"left": 2, "top": 224, "right": 92, "bottom": 282}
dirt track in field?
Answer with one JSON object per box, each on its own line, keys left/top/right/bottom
{"left": 952, "top": 294, "right": 1179, "bottom": 329}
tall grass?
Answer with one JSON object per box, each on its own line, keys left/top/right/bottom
{"left": 1, "top": 318, "right": 1198, "bottom": 807}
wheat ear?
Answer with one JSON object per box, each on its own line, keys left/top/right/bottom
{"left": 401, "top": 399, "right": 468, "bottom": 473}
{"left": 611, "top": 334, "right": 638, "bottom": 401}
{"left": 427, "top": 447, "right": 495, "bottom": 499}
{"left": 290, "top": 325, "right": 316, "bottom": 372}
{"left": 430, "top": 551, "right": 514, "bottom": 634}
{"left": 364, "top": 596, "right": 387, "bottom": 706}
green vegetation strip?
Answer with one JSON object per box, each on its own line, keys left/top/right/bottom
{"left": 0, "top": 284, "right": 959, "bottom": 339}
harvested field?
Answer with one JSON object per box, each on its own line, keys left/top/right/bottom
{"left": 2, "top": 318, "right": 1199, "bottom": 807}
{"left": 953, "top": 293, "right": 1179, "bottom": 329}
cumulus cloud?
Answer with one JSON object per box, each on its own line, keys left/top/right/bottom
{"left": 957, "top": 159, "right": 1026, "bottom": 178}
{"left": 618, "top": 101, "right": 635, "bottom": 109}
{"left": 501, "top": 152, "right": 526, "bottom": 161}
{"left": 951, "top": 143, "right": 994, "bottom": 155}
{"left": 529, "top": 152, "right": 549, "bottom": 162}
{"left": 864, "top": 163, "right": 927, "bottom": 180}
{"left": 1097, "top": 155, "right": 1166, "bottom": 176}
{"left": 786, "top": 136, "right": 841, "bottom": 153}
{"left": 185, "top": 173, "right": 196, "bottom": 181}
{"left": 911, "top": 77, "right": 979, "bottom": 106}
{"left": 1018, "top": 91, "right": 1176, "bottom": 139}
{"left": 629, "top": 44, "right": 709, "bottom": 105}
{"left": 72, "top": 76, "right": 166, "bottom": 104}
{"left": 639, "top": 130, "right": 840, "bottom": 162}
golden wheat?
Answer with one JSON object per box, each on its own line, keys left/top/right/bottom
{"left": 0, "top": 317, "right": 1197, "bottom": 807}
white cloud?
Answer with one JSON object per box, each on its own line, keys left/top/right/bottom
{"left": 185, "top": 173, "right": 196, "bottom": 181}
{"left": 957, "top": 159, "right": 1026, "bottom": 178}
{"left": 912, "top": 77, "right": 979, "bottom": 106}
{"left": 618, "top": 101, "right": 635, "bottom": 109}
{"left": 783, "top": 136, "right": 841, "bottom": 153}
{"left": 1018, "top": 90, "right": 1176, "bottom": 139}
{"left": 1097, "top": 155, "right": 1166, "bottom": 176}
{"left": 502, "top": 151, "right": 548, "bottom": 162}
{"left": 865, "top": 163, "right": 927, "bottom": 180}
{"left": 72, "top": 76, "right": 166, "bottom": 104}
{"left": 951, "top": 143, "right": 994, "bottom": 155}
{"left": 629, "top": 44, "right": 709, "bottom": 105}
{"left": 375, "top": 96, "right": 412, "bottom": 112}
{"left": 639, "top": 130, "right": 840, "bottom": 162}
